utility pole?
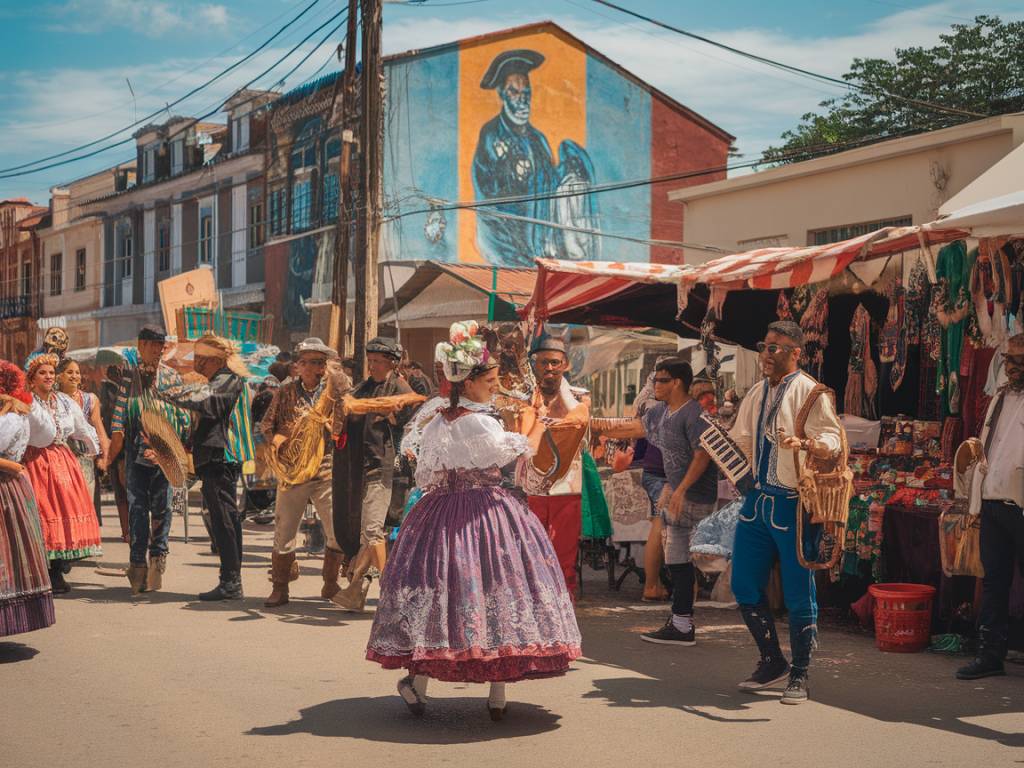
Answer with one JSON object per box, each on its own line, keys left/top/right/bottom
{"left": 328, "top": 0, "right": 360, "bottom": 356}
{"left": 352, "top": 0, "right": 383, "bottom": 379}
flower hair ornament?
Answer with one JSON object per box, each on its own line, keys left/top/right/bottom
{"left": 436, "top": 321, "right": 491, "bottom": 383}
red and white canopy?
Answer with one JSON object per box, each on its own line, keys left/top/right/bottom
{"left": 524, "top": 224, "right": 968, "bottom": 326}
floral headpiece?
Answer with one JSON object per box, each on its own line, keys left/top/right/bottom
{"left": 435, "top": 321, "right": 492, "bottom": 383}
{"left": 0, "top": 360, "right": 31, "bottom": 406}
{"left": 25, "top": 352, "right": 59, "bottom": 381}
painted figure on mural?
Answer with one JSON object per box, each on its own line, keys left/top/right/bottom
{"left": 472, "top": 49, "right": 599, "bottom": 267}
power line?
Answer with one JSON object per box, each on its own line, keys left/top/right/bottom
{"left": 590, "top": 0, "right": 986, "bottom": 120}
{"left": 0, "top": 0, "right": 325, "bottom": 177}
{"left": 0, "top": 10, "right": 346, "bottom": 182}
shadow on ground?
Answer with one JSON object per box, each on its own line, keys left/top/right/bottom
{"left": 574, "top": 585, "right": 1024, "bottom": 748}
{"left": 248, "top": 696, "right": 561, "bottom": 743}
{"left": 0, "top": 642, "right": 39, "bottom": 664}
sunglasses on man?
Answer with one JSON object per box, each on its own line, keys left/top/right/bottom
{"left": 756, "top": 341, "right": 799, "bottom": 355}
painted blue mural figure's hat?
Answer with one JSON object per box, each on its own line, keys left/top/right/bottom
{"left": 480, "top": 49, "right": 545, "bottom": 89}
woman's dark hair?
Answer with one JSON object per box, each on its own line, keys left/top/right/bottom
{"left": 56, "top": 358, "right": 78, "bottom": 375}
{"left": 268, "top": 361, "right": 290, "bottom": 382}
{"left": 446, "top": 361, "right": 498, "bottom": 410}
{"left": 654, "top": 358, "right": 694, "bottom": 390}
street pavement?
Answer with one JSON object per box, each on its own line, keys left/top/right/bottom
{"left": 2, "top": 511, "right": 1021, "bottom": 768}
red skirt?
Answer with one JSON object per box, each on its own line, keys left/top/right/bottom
{"left": 24, "top": 444, "right": 102, "bottom": 561}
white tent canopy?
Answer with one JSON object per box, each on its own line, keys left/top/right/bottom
{"left": 940, "top": 140, "right": 1024, "bottom": 215}
{"left": 934, "top": 190, "right": 1024, "bottom": 238}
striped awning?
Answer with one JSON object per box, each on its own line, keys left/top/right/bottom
{"left": 524, "top": 259, "right": 693, "bottom": 321}
{"left": 523, "top": 225, "right": 968, "bottom": 326}
{"left": 678, "top": 225, "right": 966, "bottom": 297}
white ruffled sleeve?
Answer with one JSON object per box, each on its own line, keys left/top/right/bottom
{"left": 414, "top": 412, "right": 532, "bottom": 488}
{"left": 26, "top": 399, "right": 57, "bottom": 448}
{"left": 400, "top": 397, "right": 447, "bottom": 461}
{"left": 0, "top": 412, "right": 29, "bottom": 461}
{"left": 62, "top": 393, "right": 100, "bottom": 454}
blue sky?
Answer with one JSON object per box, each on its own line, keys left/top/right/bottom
{"left": 0, "top": 0, "right": 1018, "bottom": 203}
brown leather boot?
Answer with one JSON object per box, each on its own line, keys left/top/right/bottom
{"left": 321, "top": 548, "right": 345, "bottom": 601}
{"left": 147, "top": 554, "right": 166, "bottom": 592}
{"left": 265, "top": 551, "right": 296, "bottom": 608}
{"left": 126, "top": 564, "right": 148, "bottom": 595}
{"left": 332, "top": 546, "right": 372, "bottom": 611}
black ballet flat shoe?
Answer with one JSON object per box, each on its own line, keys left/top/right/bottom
{"left": 488, "top": 703, "right": 508, "bottom": 722}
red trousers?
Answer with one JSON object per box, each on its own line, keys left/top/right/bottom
{"left": 528, "top": 494, "right": 581, "bottom": 599}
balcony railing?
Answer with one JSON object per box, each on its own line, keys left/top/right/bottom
{"left": 0, "top": 295, "right": 31, "bottom": 320}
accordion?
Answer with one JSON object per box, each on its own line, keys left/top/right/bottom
{"left": 700, "top": 420, "right": 754, "bottom": 495}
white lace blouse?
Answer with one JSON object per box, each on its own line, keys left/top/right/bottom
{"left": 26, "top": 393, "right": 100, "bottom": 454}
{"left": 0, "top": 412, "right": 30, "bottom": 462}
{"left": 411, "top": 403, "right": 532, "bottom": 489}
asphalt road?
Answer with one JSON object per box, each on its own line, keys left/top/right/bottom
{"left": 2, "top": 514, "right": 1021, "bottom": 768}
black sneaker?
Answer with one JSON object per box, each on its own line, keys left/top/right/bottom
{"left": 956, "top": 656, "right": 1005, "bottom": 680}
{"left": 738, "top": 656, "right": 791, "bottom": 691}
{"left": 781, "top": 671, "right": 809, "bottom": 704}
{"left": 641, "top": 618, "right": 696, "bottom": 646}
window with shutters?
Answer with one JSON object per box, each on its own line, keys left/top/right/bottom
{"left": 199, "top": 208, "right": 214, "bottom": 264}
{"left": 75, "top": 248, "right": 86, "bottom": 291}
{"left": 157, "top": 220, "right": 171, "bottom": 273}
{"left": 49, "top": 252, "right": 62, "bottom": 296}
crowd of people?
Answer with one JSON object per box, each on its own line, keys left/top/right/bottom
{"left": 1, "top": 318, "right": 1020, "bottom": 717}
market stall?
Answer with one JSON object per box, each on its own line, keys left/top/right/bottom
{"left": 524, "top": 219, "right": 1022, "bottom": 632}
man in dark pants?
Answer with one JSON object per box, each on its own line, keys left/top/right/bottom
{"left": 109, "top": 325, "right": 187, "bottom": 594}
{"left": 957, "top": 333, "right": 1024, "bottom": 680}
{"left": 158, "top": 334, "right": 247, "bottom": 601}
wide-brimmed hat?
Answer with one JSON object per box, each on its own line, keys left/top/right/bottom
{"left": 295, "top": 337, "right": 336, "bottom": 359}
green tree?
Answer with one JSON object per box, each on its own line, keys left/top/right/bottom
{"left": 762, "top": 16, "right": 1024, "bottom": 165}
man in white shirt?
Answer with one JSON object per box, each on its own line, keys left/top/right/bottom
{"left": 957, "top": 333, "right": 1024, "bottom": 680}
{"left": 728, "top": 321, "right": 843, "bottom": 704}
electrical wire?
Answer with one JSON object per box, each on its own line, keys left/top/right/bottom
{"left": 0, "top": 0, "right": 325, "bottom": 177}
{"left": 590, "top": 0, "right": 986, "bottom": 120}
{"left": 0, "top": 11, "right": 346, "bottom": 182}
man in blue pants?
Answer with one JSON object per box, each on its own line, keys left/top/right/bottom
{"left": 728, "top": 321, "right": 843, "bottom": 704}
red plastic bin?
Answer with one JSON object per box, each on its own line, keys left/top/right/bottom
{"left": 868, "top": 583, "right": 936, "bottom": 653}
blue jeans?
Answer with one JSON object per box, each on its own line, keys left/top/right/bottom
{"left": 732, "top": 490, "right": 818, "bottom": 633}
{"left": 127, "top": 461, "right": 172, "bottom": 565}
{"left": 641, "top": 471, "right": 667, "bottom": 519}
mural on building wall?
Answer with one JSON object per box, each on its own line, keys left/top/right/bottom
{"left": 383, "top": 28, "right": 654, "bottom": 267}
{"left": 471, "top": 49, "right": 598, "bottom": 266}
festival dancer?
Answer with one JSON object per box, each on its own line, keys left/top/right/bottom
{"left": 156, "top": 335, "right": 248, "bottom": 601}
{"left": 366, "top": 322, "right": 581, "bottom": 720}
{"left": 523, "top": 335, "right": 589, "bottom": 598}
{"left": 23, "top": 354, "right": 101, "bottom": 594}
{"left": 109, "top": 326, "right": 188, "bottom": 594}
{"left": 0, "top": 360, "right": 56, "bottom": 637}
{"left": 261, "top": 338, "right": 351, "bottom": 607}
{"left": 729, "top": 321, "right": 843, "bottom": 704}
{"left": 57, "top": 358, "right": 110, "bottom": 501}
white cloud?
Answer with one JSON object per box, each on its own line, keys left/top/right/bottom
{"left": 48, "top": 0, "right": 229, "bottom": 38}
{"left": 382, "top": 1, "right": 1024, "bottom": 163}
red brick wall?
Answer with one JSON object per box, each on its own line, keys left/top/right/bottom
{"left": 650, "top": 97, "right": 730, "bottom": 264}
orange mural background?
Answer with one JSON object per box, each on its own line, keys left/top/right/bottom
{"left": 457, "top": 30, "right": 587, "bottom": 264}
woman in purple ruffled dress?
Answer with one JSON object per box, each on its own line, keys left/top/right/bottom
{"left": 366, "top": 322, "right": 581, "bottom": 721}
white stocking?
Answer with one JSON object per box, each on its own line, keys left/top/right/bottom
{"left": 413, "top": 675, "right": 429, "bottom": 698}
{"left": 487, "top": 682, "right": 506, "bottom": 708}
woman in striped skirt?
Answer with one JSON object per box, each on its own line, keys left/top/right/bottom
{"left": 0, "top": 360, "right": 55, "bottom": 637}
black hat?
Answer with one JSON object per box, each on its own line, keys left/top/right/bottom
{"left": 530, "top": 333, "right": 566, "bottom": 356}
{"left": 366, "top": 336, "right": 403, "bottom": 361}
{"left": 138, "top": 324, "right": 167, "bottom": 342}
{"left": 480, "top": 49, "right": 545, "bottom": 90}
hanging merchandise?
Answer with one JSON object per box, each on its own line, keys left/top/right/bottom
{"left": 776, "top": 290, "right": 793, "bottom": 321}
{"left": 700, "top": 305, "right": 721, "bottom": 382}
{"left": 880, "top": 279, "right": 907, "bottom": 390}
{"left": 934, "top": 241, "right": 974, "bottom": 417}
{"left": 845, "top": 304, "right": 877, "bottom": 418}
{"left": 799, "top": 286, "right": 829, "bottom": 381}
